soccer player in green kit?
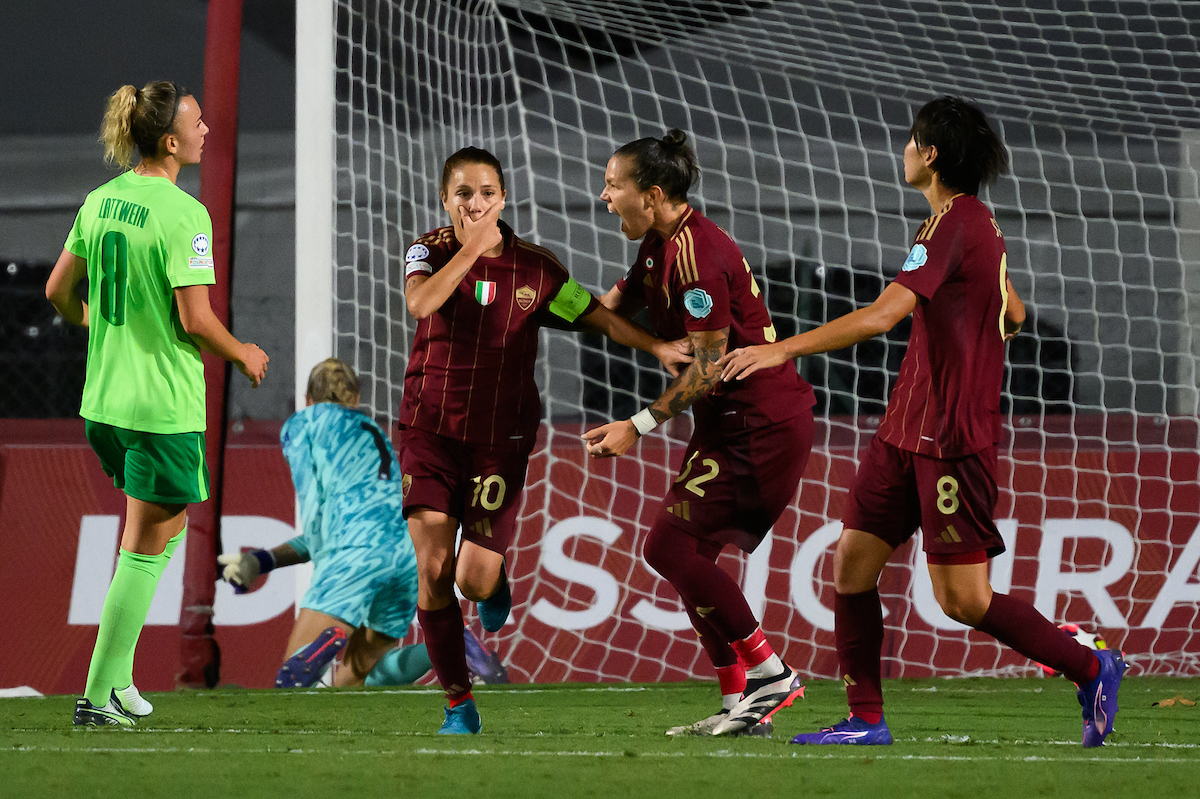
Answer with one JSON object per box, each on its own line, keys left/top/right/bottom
{"left": 46, "top": 81, "right": 269, "bottom": 727}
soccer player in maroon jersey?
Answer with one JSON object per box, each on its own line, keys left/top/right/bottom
{"left": 584, "top": 130, "right": 814, "bottom": 737}
{"left": 720, "top": 96, "right": 1126, "bottom": 748}
{"left": 400, "top": 146, "right": 691, "bottom": 734}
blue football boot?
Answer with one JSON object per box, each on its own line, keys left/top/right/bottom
{"left": 1079, "top": 649, "right": 1127, "bottom": 748}
{"left": 274, "top": 626, "right": 347, "bottom": 688}
{"left": 438, "top": 699, "right": 482, "bottom": 734}
{"left": 790, "top": 715, "right": 893, "bottom": 745}
{"left": 477, "top": 564, "right": 512, "bottom": 633}
{"left": 464, "top": 628, "right": 509, "bottom": 684}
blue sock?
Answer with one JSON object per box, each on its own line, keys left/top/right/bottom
{"left": 365, "top": 645, "right": 432, "bottom": 686}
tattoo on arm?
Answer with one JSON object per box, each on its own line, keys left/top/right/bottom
{"left": 650, "top": 327, "right": 728, "bottom": 422}
{"left": 405, "top": 275, "right": 426, "bottom": 293}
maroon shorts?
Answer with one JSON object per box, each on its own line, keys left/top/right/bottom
{"left": 842, "top": 436, "right": 1003, "bottom": 564}
{"left": 396, "top": 426, "right": 532, "bottom": 554}
{"left": 650, "top": 410, "right": 813, "bottom": 554}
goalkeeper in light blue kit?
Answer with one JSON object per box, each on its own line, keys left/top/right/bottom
{"left": 219, "top": 359, "right": 506, "bottom": 687}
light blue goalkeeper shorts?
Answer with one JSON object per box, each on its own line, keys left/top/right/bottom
{"left": 301, "top": 542, "right": 418, "bottom": 640}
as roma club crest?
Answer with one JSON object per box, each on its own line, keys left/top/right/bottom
{"left": 515, "top": 285, "right": 536, "bottom": 311}
{"left": 475, "top": 280, "right": 497, "bottom": 306}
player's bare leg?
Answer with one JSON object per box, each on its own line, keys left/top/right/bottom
{"left": 283, "top": 609, "right": 354, "bottom": 659}
{"left": 337, "top": 627, "right": 399, "bottom": 686}
{"left": 832, "top": 527, "right": 894, "bottom": 594}
{"left": 454, "top": 541, "right": 504, "bottom": 602}
{"left": 929, "top": 561, "right": 1121, "bottom": 747}
{"left": 926, "top": 561, "right": 992, "bottom": 626}
{"left": 409, "top": 508, "right": 459, "bottom": 610}
{"left": 120, "top": 496, "right": 187, "bottom": 555}
{"left": 456, "top": 540, "right": 511, "bottom": 632}
{"left": 410, "top": 508, "right": 480, "bottom": 733}
{"left": 274, "top": 608, "right": 351, "bottom": 688}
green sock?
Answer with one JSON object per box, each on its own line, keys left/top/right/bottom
{"left": 365, "top": 644, "right": 432, "bottom": 686}
{"left": 83, "top": 533, "right": 180, "bottom": 706}
{"left": 111, "top": 528, "right": 186, "bottom": 690}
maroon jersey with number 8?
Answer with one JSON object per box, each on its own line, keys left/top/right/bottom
{"left": 879, "top": 194, "right": 1010, "bottom": 458}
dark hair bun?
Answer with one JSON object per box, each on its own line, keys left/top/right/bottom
{"left": 662, "top": 129, "right": 688, "bottom": 150}
{"left": 614, "top": 129, "right": 699, "bottom": 203}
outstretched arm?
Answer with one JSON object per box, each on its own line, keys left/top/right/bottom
{"left": 719, "top": 281, "right": 918, "bottom": 381}
{"left": 582, "top": 326, "right": 728, "bottom": 458}
{"left": 217, "top": 542, "right": 308, "bottom": 591}
{"left": 577, "top": 303, "right": 693, "bottom": 376}
{"left": 599, "top": 283, "right": 646, "bottom": 317}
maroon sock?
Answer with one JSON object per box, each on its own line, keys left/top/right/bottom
{"left": 686, "top": 602, "right": 739, "bottom": 669}
{"left": 835, "top": 589, "right": 885, "bottom": 720}
{"left": 975, "top": 593, "right": 1100, "bottom": 684}
{"left": 643, "top": 525, "right": 758, "bottom": 642}
{"left": 417, "top": 604, "right": 472, "bottom": 701}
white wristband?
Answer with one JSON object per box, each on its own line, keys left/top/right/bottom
{"left": 630, "top": 408, "right": 658, "bottom": 437}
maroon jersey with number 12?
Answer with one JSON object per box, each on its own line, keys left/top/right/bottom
{"left": 615, "top": 207, "right": 814, "bottom": 425}
{"left": 399, "top": 221, "right": 598, "bottom": 448}
{"left": 879, "top": 194, "right": 1011, "bottom": 459}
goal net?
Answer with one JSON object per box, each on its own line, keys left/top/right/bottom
{"left": 320, "top": 0, "right": 1200, "bottom": 681}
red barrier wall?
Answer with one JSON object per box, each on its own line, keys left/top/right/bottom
{"left": 1, "top": 417, "right": 1197, "bottom": 694}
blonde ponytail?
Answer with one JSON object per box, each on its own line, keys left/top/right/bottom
{"left": 98, "top": 81, "right": 189, "bottom": 169}
{"left": 100, "top": 85, "right": 139, "bottom": 168}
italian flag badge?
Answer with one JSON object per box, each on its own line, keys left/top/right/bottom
{"left": 475, "top": 280, "right": 497, "bottom": 306}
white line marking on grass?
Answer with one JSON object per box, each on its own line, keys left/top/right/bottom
{"left": 14, "top": 726, "right": 1199, "bottom": 750}
{"left": 9, "top": 745, "right": 1198, "bottom": 763}
{"left": 292, "top": 686, "right": 653, "bottom": 697}
{"left": 414, "top": 749, "right": 1200, "bottom": 763}
{"left": 924, "top": 737, "right": 1200, "bottom": 749}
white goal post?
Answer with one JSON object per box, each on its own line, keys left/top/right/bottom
{"left": 299, "top": 0, "right": 1200, "bottom": 681}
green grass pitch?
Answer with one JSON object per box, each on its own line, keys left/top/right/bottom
{"left": 4, "top": 677, "right": 1199, "bottom": 798}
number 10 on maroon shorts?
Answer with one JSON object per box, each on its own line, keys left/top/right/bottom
{"left": 842, "top": 436, "right": 1005, "bottom": 565}
{"left": 396, "top": 426, "right": 532, "bottom": 554}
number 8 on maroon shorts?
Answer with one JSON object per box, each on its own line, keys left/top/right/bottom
{"left": 396, "top": 426, "right": 532, "bottom": 554}
{"left": 842, "top": 436, "right": 1005, "bottom": 565}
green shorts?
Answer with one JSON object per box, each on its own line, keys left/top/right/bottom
{"left": 84, "top": 420, "right": 210, "bottom": 505}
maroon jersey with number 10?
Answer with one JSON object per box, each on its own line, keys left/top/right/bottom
{"left": 399, "top": 221, "right": 598, "bottom": 448}
{"left": 879, "top": 194, "right": 1011, "bottom": 459}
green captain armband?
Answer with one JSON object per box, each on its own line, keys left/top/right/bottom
{"left": 549, "top": 277, "right": 593, "bottom": 323}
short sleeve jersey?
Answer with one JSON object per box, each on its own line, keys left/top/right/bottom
{"left": 879, "top": 194, "right": 1010, "bottom": 458}
{"left": 64, "top": 171, "right": 216, "bottom": 434}
{"left": 281, "top": 403, "right": 406, "bottom": 562}
{"left": 615, "top": 207, "right": 813, "bottom": 425}
{"left": 399, "top": 221, "right": 599, "bottom": 446}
